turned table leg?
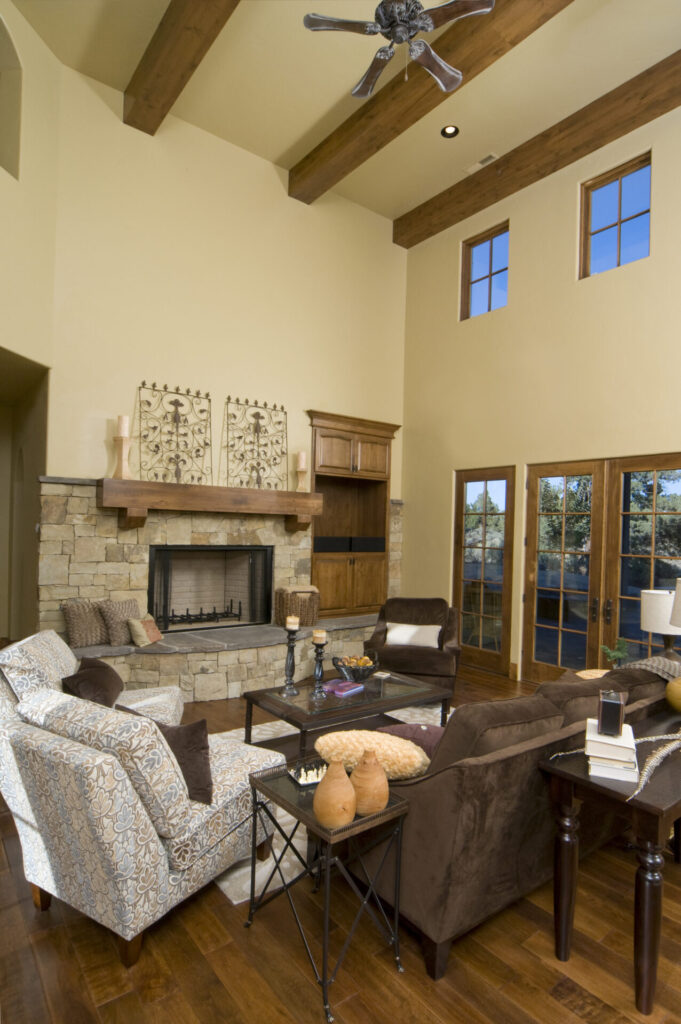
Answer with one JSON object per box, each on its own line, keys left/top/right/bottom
{"left": 554, "top": 796, "right": 579, "bottom": 961}
{"left": 634, "top": 840, "right": 664, "bottom": 1015}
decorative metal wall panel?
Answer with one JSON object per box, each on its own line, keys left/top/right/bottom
{"left": 220, "top": 397, "right": 288, "bottom": 490}
{"left": 138, "top": 382, "right": 212, "bottom": 485}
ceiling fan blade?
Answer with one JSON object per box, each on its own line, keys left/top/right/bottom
{"left": 408, "top": 39, "right": 463, "bottom": 92}
{"left": 419, "top": 0, "right": 495, "bottom": 32}
{"left": 351, "top": 45, "right": 395, "bottom": 99}
{"left": 303, "top": 13, "right": 381, "bottom": 35}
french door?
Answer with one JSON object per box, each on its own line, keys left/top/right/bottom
{"left": 453, "top": 467, "right": 515, "bottom": 675}
{"left": 602, "top": 455, "right": 681, "bottom": 660}
{"left": 523, "top": 461, "right": 604, "bottom": 682}
{"left": 523, "top": 454, "right": 681, "bottom": 682}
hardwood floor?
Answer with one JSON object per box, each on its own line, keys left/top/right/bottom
{"left": 3, "top": 672, "right": 681, "bottom": 1023}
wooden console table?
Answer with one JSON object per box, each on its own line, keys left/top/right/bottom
{"left": 540, "top": 713, "right": 681, "bottom": 1015}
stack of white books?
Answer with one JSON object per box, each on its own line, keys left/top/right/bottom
{"left": 585, "top": 718, "right": 639, "bottom": 783}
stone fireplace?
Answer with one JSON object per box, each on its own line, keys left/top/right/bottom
{"left": 37, "top": 477, "right": 315, "bottom": 637}
{"left": 36, "top": 477, "right": 402, "bottom": 700}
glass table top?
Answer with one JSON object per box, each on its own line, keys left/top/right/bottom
{"left": 250, "top": 756, "right": 409, "bottom": 839}
{"left": 260, "top": 671, "right": 441, "bottom": 717}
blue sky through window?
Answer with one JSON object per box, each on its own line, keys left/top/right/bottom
{"left": 588, "top": 161, "right": 650, "bottom": 276}
{"left": 467, "top": 227, "right": 509, "bottom": 318}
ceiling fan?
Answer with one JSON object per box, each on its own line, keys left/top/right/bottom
{"left": 304, "top": 0, "right": 495, "bottom": 99}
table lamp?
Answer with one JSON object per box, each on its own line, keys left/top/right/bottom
{"left": 671, "top": 580, "right": 681, "bottom": 631}
{"left": 640, "top": 588, "right": 681, "bottom": 661}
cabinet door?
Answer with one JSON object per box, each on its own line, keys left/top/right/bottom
{"left": 352, "top": 553, "right": 387, "bottom": 612}
{"left": 313, "top": 554, "right": 353, "bottom": 616}
{"left": 315, "top": 430, "right": 355, "bottom": 476}
{"left": 355, "top": 436, "right": 391, "bottom": 479}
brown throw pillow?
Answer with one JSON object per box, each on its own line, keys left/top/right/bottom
{"left": 114, "top": 708, "right": 213, "bottom": 805}
{"left": 377, "top": 723, "right": 444, "bottom": 759}
{"left": 99, "top": 599, "right": 140, "bottom": 646}
{"left": 62, "top": 656, "right": 124, "bottom": 707}
{"left": 61, "top": 599, "right": 109, "bottom": 647}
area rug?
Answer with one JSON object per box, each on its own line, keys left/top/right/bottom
{"left": 215, "top": 806, "right": 308, "bottom": 906}
{"left": 215, "top": 704, "right": 453, "bottom": 905}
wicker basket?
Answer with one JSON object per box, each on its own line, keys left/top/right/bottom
{"left": 274, "top": 586, "right": 320, "bottom": 627}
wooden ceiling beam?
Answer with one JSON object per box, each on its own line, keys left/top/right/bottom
{"left": 288, "top": 0, "right": 576, "bottom": 205}
{"left": 124, "top": 0, "right": 242, "bottom": 135}
{"left": 393, "top": 48, "right": 681, "bottom": 249}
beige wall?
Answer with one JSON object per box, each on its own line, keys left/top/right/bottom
{"left": 401, "top": 106, "right": 681, "bottom": 670}
{"left": 0, "top": 1, "right": 59, "bottom": 369}
{"left": 47, "top": 70, "right": 406, "bottom": 493}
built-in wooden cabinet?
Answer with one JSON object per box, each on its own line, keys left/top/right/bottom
{"left": 307, "top": 411, "right": 400, "bottom": 617}
{"left": 315, "top": 428, "right": 391, "bottom": 479}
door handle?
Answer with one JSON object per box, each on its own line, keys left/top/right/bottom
{"left": 604, "top": 599, "right": 613, "bottom": 625}
{"left": 590, "top": 597, "right": 599, "bottom": 622}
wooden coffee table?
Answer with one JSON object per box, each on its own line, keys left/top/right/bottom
{"left": 243, "top": 670, "right": 450, "bottom": 758}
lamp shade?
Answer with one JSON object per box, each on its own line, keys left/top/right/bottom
{"left": 640, "top": 589, "right": 681, "bottom": 636}
{"left": 671, "top": 580, "right": 681, "bottom": 628}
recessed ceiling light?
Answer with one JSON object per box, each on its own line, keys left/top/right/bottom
{"left": 441, "top": 125, "right": 459, "bottom": 139}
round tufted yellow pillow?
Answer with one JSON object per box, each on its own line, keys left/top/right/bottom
{"left": 314, "top": 729, "right": 430, "bottom": 780}
{"left": 665, "top": 677, "right": 681, "bottom": 712}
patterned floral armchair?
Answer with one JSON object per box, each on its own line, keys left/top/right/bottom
{"left": 0, "top": 631, "right": 283, "bottom": 964}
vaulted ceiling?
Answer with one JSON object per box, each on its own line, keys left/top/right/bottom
{"left": 12, "top": 0, "right": 681, "bottom": 247}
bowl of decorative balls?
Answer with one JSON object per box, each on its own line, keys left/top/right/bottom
{"left": 331, "top": 652, "right": 379, "bottom": 683}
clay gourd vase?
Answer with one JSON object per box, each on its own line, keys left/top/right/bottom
{"left": 350, "top": 749, "right": 389, "bottom": 816}
{"left": 313, "top": 759, "right": 356, "bottom": 828}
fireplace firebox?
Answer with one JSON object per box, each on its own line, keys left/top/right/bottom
{"left": 148, "top": 545, "right": 273, "bottom": 632}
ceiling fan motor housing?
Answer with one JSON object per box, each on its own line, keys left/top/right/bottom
{"left": 375, "top": 0, "right": 433, "bottom": 44}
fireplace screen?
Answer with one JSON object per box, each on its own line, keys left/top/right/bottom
{"left": 149, "top": 545, "right": 273, "bottom": 632}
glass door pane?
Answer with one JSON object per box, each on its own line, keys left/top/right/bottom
{"left": 609, "top": 466, "right": 681, "bottom": 660}
{"left": 454, "top": 468, "right": 515, "bottom": 675}
{"left": 523, "top": 462, "right": 604, "bottom": 682}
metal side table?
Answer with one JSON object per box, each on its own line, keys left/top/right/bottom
{"left": 246, "top": 758, "right": 408, "bottom": 1023}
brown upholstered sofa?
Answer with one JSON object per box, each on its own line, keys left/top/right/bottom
{"left": 360, "top": 665, "right": 672, "bottom": 979}
{"left": 363, "top": 597, "right": 460, "bottom": 696}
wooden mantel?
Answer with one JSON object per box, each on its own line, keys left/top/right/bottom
{"left": 97, "top": 478, "right": 323, "bottom": 532}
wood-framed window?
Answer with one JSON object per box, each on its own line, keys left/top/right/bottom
{"left": 461, "top": 221, "right": 509, "bottom": 320}
{"left": 579, "top": 153, "right": 651, "bottom": 279}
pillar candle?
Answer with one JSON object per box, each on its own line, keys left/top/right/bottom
{"left": 312, "top": 629, "right": 327, "bottom": 644}
{"left": 296, "top": 450, "right": 307, "bottom": 471}
{"left": 117, "top": 415, "right": 130, "bottom": 438}
{"left": 286, "top": 615, "right": 300, "bottom": 630}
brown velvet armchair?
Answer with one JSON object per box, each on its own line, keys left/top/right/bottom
{"left": 363, "top": 597, "right": 460, "bottom": 697}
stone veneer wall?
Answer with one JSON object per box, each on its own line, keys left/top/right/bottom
{"left": 388, "top": 499, "right": 403, "bottom": 599}
{"left": 95, "top": 625, "right": 375, "bottom": 703}
{"left": 38, "top": 479, "right": 314, "bottom": 633}
{"left": 37, "top": 478, "right": 401, "bottom": 701}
